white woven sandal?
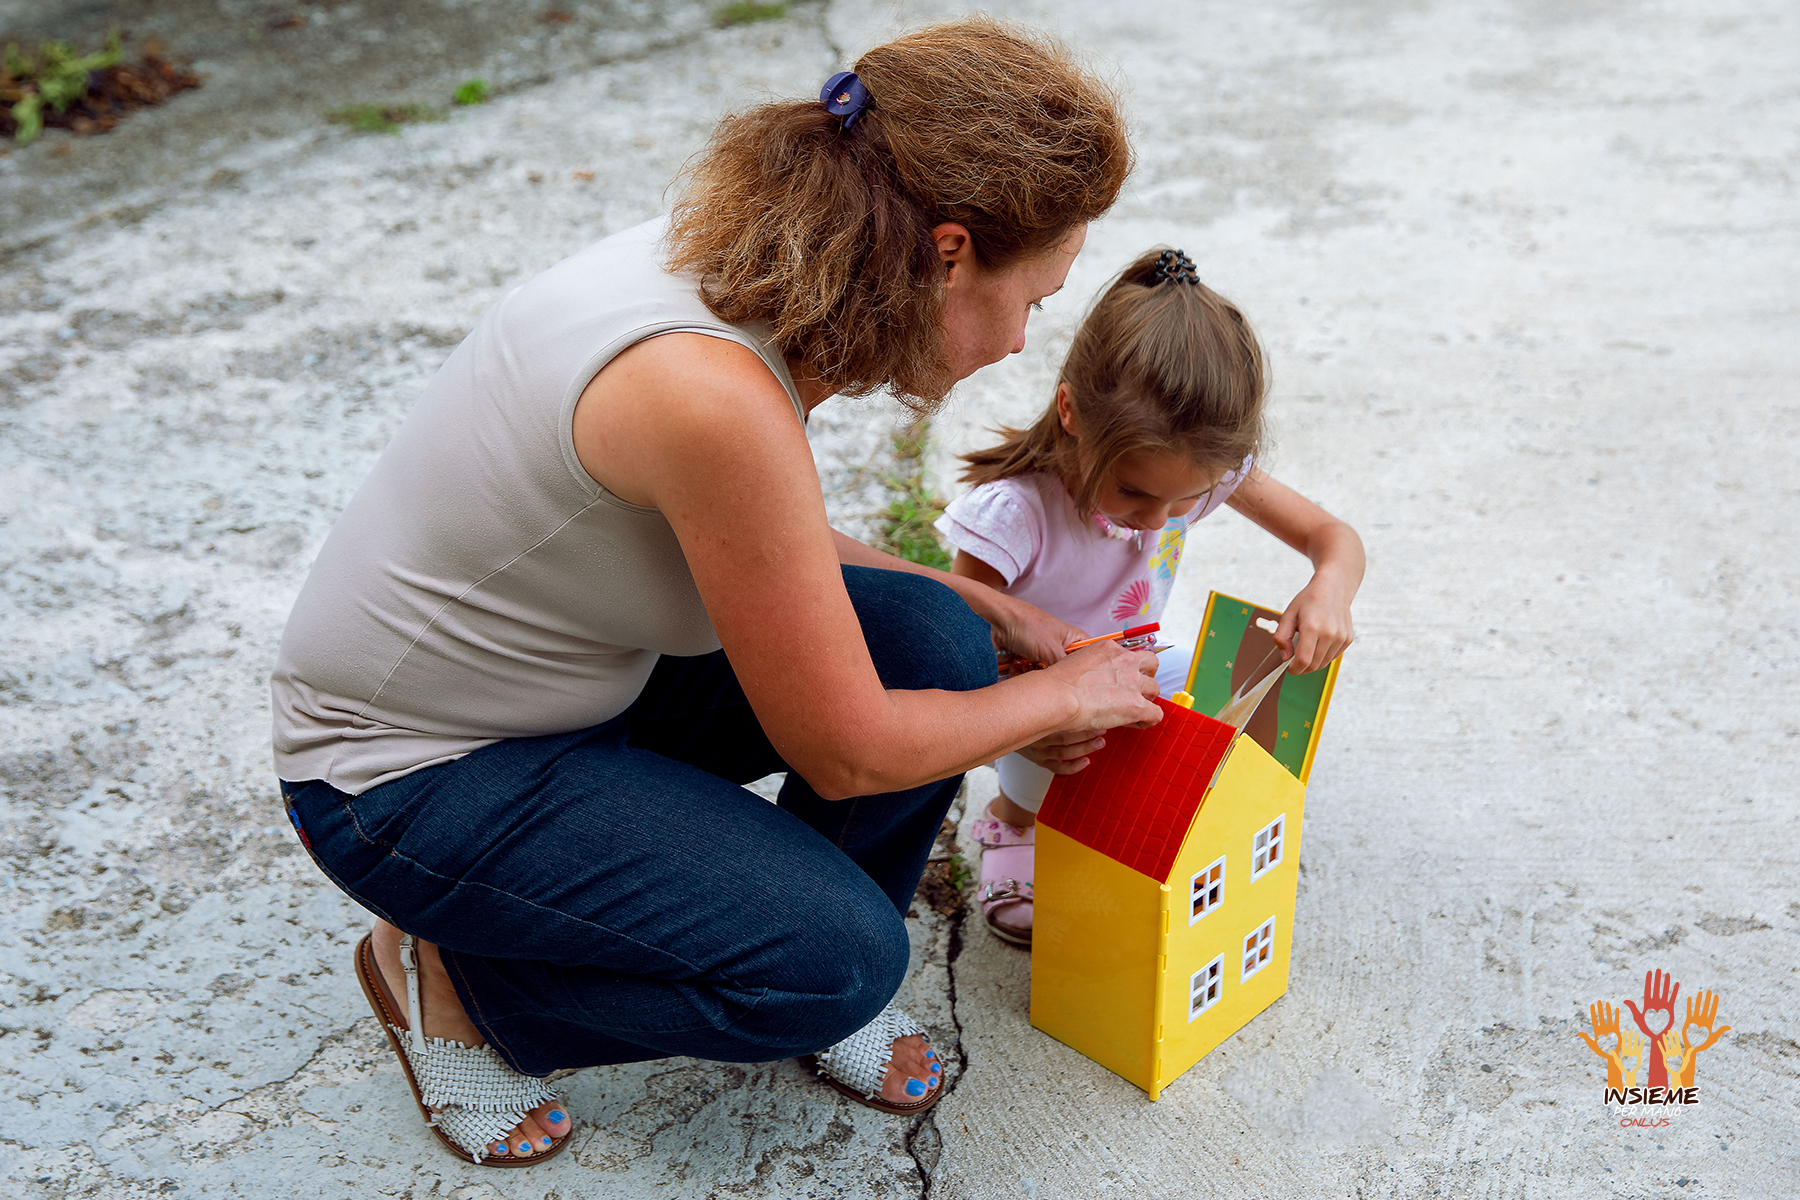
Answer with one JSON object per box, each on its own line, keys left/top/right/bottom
{"left": 355, "top": 933, "right": 570, "bottom": 1166}
{"left": 810, "top": 1001, "right": 943, "bottom": 1115}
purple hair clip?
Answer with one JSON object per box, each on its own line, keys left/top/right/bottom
{"left": 821, "top": 71, "right": 871, "bottom": 130}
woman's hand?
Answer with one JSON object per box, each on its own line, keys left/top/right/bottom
{"left": 1015, "top": 642, "right": 1161, "bottom": 771}
{"left": 1274, "top": 567, "right": 1356, "bottom": 674}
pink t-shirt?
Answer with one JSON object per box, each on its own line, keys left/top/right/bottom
{"left": 934, "top": 460, "right": 1251, "bottom": 638}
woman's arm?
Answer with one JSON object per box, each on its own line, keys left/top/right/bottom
{"left": 1225, "top": 468, "right": 1365, "bottom": 673}
{"left": 572, "top": 334, "right": 1159, "bottom": 800}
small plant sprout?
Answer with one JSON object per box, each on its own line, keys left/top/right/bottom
{"left": 324, "top": 102, "right": 442, "bottom": 135}
{"left": 3, "top": 28, "right": 122, "bottom": 144}
{"left": 713, "top": 2, "right": 787, "bottom": 29}
{"left": 453, "top": 79, "right": 490, "bottom": 106}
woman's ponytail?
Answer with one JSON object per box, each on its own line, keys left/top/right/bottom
{"left": 666, "top": 17, "right": 1130, "bottom": 407}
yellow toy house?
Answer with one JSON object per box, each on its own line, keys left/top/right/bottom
{"left": 1029, "top": 592, "right": 1342, "bottom": 1100}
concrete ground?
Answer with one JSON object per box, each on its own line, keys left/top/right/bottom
{"left": 1, "top": 1, "right": 1795, "bottom": 1197}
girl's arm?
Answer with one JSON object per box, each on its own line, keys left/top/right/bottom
{"left": 944, "top": 547, "right": 1086, "bottom": 667}
{"left": 572, "top": 334, "right": 1161, "bottom": 800}
{"left": 947, "top": 549, "right": 1008, "bottom": 591}
{"left": 835, "top": 535, "right": 1082, "bottom": 668}
{"left": 1225, "top": 468, "right": 1364, "bottom": 673}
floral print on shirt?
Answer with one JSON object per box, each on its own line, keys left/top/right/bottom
{"left": 1110, "top": 520, "right": 1188, "bottom": 622}
{"left": 1111, "top": 579, "right": 1152, "bottom": 621}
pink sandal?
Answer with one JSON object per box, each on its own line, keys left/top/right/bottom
{"left": 972, "top": 813, "right": 1034, "bottom": 946}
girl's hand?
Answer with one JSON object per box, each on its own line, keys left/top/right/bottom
{"left": 1018, "top": 643, "right": 1161, "bottom": 771}
{"left": 1274, "top": 569, "right": 1356, "bottom": 674}
{"left": 946, "top": 552, "right": 1085, "bottom": 670}
{"left": 1226, "top": 469, "right": 1364, "bottom": 675}
{"left": 988, "top": 592, "right": 1087, "bottom": 673}
{"left": 1015, "top": 727, "right": 1109, "bottom": 775}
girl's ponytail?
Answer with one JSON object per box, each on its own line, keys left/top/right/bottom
{"left": 961, "top": 250, "right": 1268, "bottom": 517}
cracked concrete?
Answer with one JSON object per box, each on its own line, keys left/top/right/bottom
{"left": 3, "top": 0, "right": 1798, "bottom": 1197}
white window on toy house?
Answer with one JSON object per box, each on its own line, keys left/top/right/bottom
{"left": 1249, "top": 814, "right": 1285, "bottom": 882}
{"left": 1188, "top": 954, "right": 1225, "bottom": 1021}
{"left": 1189, "top": 856, "right": 1225, "bottom": 925}
{"left": 1241, "top": 916, "right": 1276, "bottom": 982}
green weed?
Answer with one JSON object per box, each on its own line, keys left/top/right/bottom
{"left": 324, "top": 102, "right": 441, "bottom": 135}
{"left": 879, "top": 482, "right": 952, "bottom": 571}
{"left": 452, "top": 78, "right": 490, "bottom": 106}
{"left": 713, "top": 2, "right": 788, "bottom": 28}
{"left": 3, "top": 28, "right": 122, "bottom": 144}
{"left": 891, "top": 420, "right": 931, "bottom": 463}
{"left": 877, "top": 420, "right": 953, "bottom": 571}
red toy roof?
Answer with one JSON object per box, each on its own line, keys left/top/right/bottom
{"left": 1037, "top": 698, "right": 1237, "bottom": 883}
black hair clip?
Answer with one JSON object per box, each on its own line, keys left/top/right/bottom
{"left": 821, "top": 71, "right": 871, "bottom": 130}
{"left": 1150, "top": 249, "right": 1199, "bottom": 286}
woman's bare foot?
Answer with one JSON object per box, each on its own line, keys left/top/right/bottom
{"left": 370, "top": 920, "right": 571, "bottom": 1158}
{"left": 879, "top": 1033, "right": 942, "bottom": 1104}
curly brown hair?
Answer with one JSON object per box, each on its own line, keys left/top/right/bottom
{"left": 959, "top": 250, "right": 1268, "bottom": 518}
{"left": 665, "top": 17, "right": 1131, "bottom": 407}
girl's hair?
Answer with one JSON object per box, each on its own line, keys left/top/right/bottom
{"left": 960, "top": 250, "right": 1267, "bottom": 516}
{"left": 665, "top": 17, "right": 1131, "bottom": 408}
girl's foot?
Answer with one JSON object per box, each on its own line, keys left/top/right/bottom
{"left": 369, "top": 920, "right": 570, "bottom": 1158}
{"left": 987, "top": 790, "right": 1039, "bottom": 829}
{"left": 973, "top": 800, "right": 1035, "bottom": 946}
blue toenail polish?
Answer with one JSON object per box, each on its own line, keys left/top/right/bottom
{"left": 931, "top": 1062, "right": 941, "bottom": 1073}
{"left": 547, "top": 1110, "right": 566, "bottom": 1124}
{"left": 927, "top": 1050, "right": 938, "bottom": 1060}
{"left": 493, "top": 1143, "right": 508, "bottom": 1155}
{"left": 519, "top": 1142, "right": 532, "bottom": 1153}
{"left": 541, "top": 1137, "right": 553, "bottom": 1147}
{"left": 929, "top": 1076, "right": 939, "bottom": 1088}
{"left": 906, "top": 1079, "right": 926, "bottom": 1097}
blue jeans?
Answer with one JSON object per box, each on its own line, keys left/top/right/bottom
{"left": 280, "top": 566, "right": 995, "bottom": 1077}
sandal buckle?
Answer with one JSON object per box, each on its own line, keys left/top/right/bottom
{"left": 982, "top": 878, "right": 1032, "bottom": 903}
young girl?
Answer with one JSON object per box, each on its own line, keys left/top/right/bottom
{"left": 935, "top": 248, "right": 1365, "bottom": 945}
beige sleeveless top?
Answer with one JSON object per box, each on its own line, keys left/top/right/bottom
{"left": 270, "top": 218, "right": 804, "bottom": 794}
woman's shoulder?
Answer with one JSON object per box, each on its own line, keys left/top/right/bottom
{"left": 495, "top": 216, "right": 804, "bottom": 430}
{"left": 508, "top": 217, "right": 681, "bottom": 319}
